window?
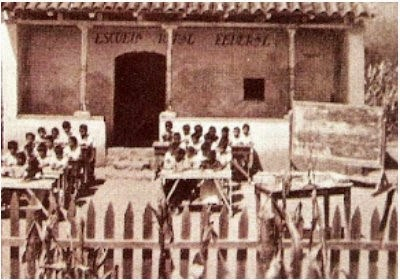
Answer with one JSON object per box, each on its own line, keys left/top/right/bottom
{"left": 243, "top": 78, "right": 265, "bottom": 101}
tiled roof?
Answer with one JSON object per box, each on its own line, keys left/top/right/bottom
{"left": 2, "top": 2, "right": 372, "bottom": 22}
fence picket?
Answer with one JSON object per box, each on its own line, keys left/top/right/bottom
{"left": 368, "top": 208, "right": 380, "bottom": 278}
{"left": 349, "top": 207, "right": 361, "bottom": 278}
{"left": 142, "top": 204, "right": 153, "bottom": 279}
{"left": 237, "top": 208, "right": 249, "bottom": 278}
{"left": 10, "top": 192, "right": 20, "bottom": 278}
{"left": 67, "top": 199, "right": 77, "bottom": 238}
{"left": 180, "top": 205, "right": 190, "bottom": 278}
{"left": 86, "top": 201, "right": 95, "bottom": 239}
{"left": 217, "top": 206, "right": 229, "bottom": 278}
{"left": 104, "top": 203, "right": 115, "bottom": 275}
{"left": 388, "top": 209, "right": 397, "bottom": 279}
{"left": 86, "top": 200, "right": 96, "bottom": 271}
{"left": 123, "top": 203, "right": 134, "bottom": 279}
{"left": 330, "top": 206, "right": 342, "bottom": 278}
{"left": 200, "top": 205, "right": 210, "bottom": 277}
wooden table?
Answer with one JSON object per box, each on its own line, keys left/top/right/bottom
{"left": 253, "top": 171, "right": 353, "bottom": 230}
{"left": 160, "top": 168, "right": 233, "bottom": 214}
{"left": 2, "top": 177, "right": 57, "bottom": 217}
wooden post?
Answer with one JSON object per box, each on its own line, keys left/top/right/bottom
{"left": 77, "top": 23, "right": 89, "bottom": 112}
{"left": 217, "top": 206, "right": 229, "bottom": 279}
{"left": 237, "top": 208, "right": 249, "bottom": 278}
{"left": 123, "top": 203, "right": 134, "bottom": 279}
{"left": 288, "top": 28, "right": 296, "bottom": 110}
{"left": 162, "top": 24, "right": 176, "bottom": 109}
{"left": 388, "top": 209, "right": 397, "bottom": 278}
{"left": 180, "top": 205, "right": 191, "bottom": 278}
{"left": 10, "top": 192, "right": 19, "bottom": 278}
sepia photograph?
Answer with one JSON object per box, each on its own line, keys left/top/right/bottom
{"left": 0, "top": 2, "right": 398, "bottom": 279}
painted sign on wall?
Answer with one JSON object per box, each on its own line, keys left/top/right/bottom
{"left": 93, "top": 30, "right": 275, "bottom": 47}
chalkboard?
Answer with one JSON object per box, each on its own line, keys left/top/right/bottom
{"left": 290, "top": 101, "right": 385, "bottom": 170}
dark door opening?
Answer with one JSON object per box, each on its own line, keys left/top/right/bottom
{"left": 113, "top": 52, "right": 166, "bottom": 147}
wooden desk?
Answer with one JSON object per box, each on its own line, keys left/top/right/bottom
{"left": 160, "top": 168, "right": 233, "bottom": 214}
{"left": 254, "top": 171, "right": 353, "bottom": 232}
{"left": 2, "top": 177, "right": 57, "bottom": 217}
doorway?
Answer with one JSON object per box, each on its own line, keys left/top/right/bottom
{"left": 113, "top": 52, "right": 166, "bottom": 147}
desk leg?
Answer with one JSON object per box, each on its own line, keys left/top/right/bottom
{"left": 166, "top": 179, "right": 180, "bottom": 203}
{"left": 344, "top": 189, "right": 351, "bottom": 228}
{"left": 26, "top": 189, "right": 49, "bottom": 217}
{"left": 214, "top": 179, "right": 232, "bottom": 216}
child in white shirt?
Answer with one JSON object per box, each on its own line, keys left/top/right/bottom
{"left": 64, "top": 136, "right": 81, "bottom": 162}
{"left": 50, "top": 145, "right": 69, "bottom": 170}
{"left": 231, "top": 127, "right": 243, "bottom": 146}
{"left": 241, "top": 123, "right": 254, "bottom": 146}
{"left": 60, "top": 121, "right": 74, "bottom": 145}
{"left": 182, "top": 124, "right": 191, "bottom": 147}
{"left": 78, "top": 124, "right": 94, "bottom": 148}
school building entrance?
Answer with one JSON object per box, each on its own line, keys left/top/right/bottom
{"left": 113, "top": 52, "right": 166, "bottom": 147}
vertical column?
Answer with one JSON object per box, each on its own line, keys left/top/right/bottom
{"left": 342, "top": 27, "right": 365, "bottom": 105}
{"left": 162, "top": 25, "right": 176, "bottom": 110}
{"left": 287, "top": 28, "right": 296, "bottom": 110}
{"left": 77, "top": 23, "right": 89, "bottom": 114}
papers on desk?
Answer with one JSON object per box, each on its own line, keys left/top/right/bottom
{"left": 160, "top": 168, "right": 231, "bottom": 180}
{"left": 253, "top": 171, "right": 352, "bottom": 191}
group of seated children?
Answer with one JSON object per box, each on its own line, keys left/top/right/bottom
{"left": 2, "top": 121, "right": 94, "bottom": 180}
{"left": 161, "top": 121, "right": 254, "bottom": 172}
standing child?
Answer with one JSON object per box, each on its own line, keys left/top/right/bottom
{"left": 78, "top": 124, "right": 94, "bottom": 148}
{"left": 231, "top": 127, "right": 243, "bottom": 146}
{"left": 64, "top": 136, "right": 82, "bottom": 162}
{"left": 10, "top": 152, "right": 28, "bottom": 178}
{"left": 217, "top": 127, "right": 230, "bottom": 148}
{"left": 37, "top": 127, "right": 47, "bottom": 144}
{"left": 194, "top": 124, "right": 203, "bottom": 138}
{"left": 60, "top": 121, "right": 74, "bottom": 145}
{"left": 182, "top": 124, "right": 191, "bottom": 146}
{"left": 162, "top": 121, "right": 174, "bottom": 142}
{"left": 241, "top": 124, "right": 254, "bottom": 146}
{"left": 51, "top": 127, "right": 62, "bottom": 146}
{"left": 25, "top": 132, "right": 36, "bottom": 148}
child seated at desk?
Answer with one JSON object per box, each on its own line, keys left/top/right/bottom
{"left": 162, "top": 121, "right": 174, "bottom": 142}
{"left": 25, "top": 150, "right": 41, "bottom": 180}
{"left": 217, "top": 143, "right": 232, "bottom": 169}
{"left": 2, "top": 141, "right": 18, "bottom": 167}
{"left": 50, "top": 145, "right": 68, "bottom": 171}
{"left": 204, "top": 126, "right": 218, "bottom": 144}
{"left": 183, "top": 146, "right": 201, "bottom": 170}
{"left": 4, "top": 152, "right": 28, "bottom": 178}
{"left": 2, "top": 141, "right": 19, "bottom": 176}
{"left": 200, "top": 150, "right": 223, "bottom": 170}
{"left": 44, "top": 135, "right": 55, "bottom": 158}
{"left": 37, "top": 143, "right": 51, "bottom": 171}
